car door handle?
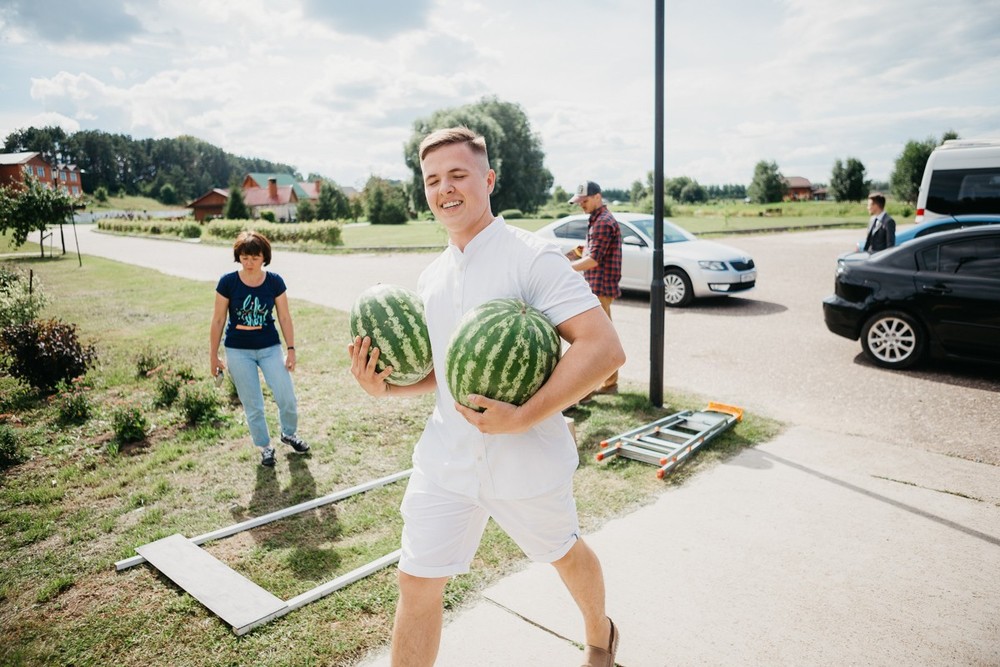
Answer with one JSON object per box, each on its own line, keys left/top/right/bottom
{"left": 920, "top": 284, "right": 951, "bottom": 295}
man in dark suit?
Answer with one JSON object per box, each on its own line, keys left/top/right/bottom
{"left": 863, "top": 192, "right": 896, "bottom": 253}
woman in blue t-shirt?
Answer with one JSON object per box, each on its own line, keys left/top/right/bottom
{"left": 210, "top": 230, "right": 309, "bottom": 467}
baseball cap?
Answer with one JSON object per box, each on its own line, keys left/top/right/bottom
{"left": 568, "top": 181, "right": 601, "bottom": 204}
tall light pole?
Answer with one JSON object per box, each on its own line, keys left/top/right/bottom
{"left": 649, "top": 0, "right": 665, "bottom": 407}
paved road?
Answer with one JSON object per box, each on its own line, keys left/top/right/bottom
{"left": 66, "top": 225, "right": 1000, "bottom": 466}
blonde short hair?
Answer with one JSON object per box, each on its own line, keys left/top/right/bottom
{"left": 419, "top": 126, "right": 489, "bottom": 165}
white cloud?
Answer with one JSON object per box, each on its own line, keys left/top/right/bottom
{"left": 3, "top": 0, "right": 1000, "bottom": 189}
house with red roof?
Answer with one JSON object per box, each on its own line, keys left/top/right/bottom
{"left": 187, "top": 172, "right": 356, "bottom": 222}
{"left": 186, "top": 188, "right": 229, "bottom": 222}
{"left": 1, "top": 151, "right": 85, "bottom": 198}
{"left": 0, "top": 151, "right": 56, "bottom": 190}
{"left": 782, "top": 176, "right": 813, "bottom": 201}
{"left": 242, "top": 177, "right": 298, "bottom": 220}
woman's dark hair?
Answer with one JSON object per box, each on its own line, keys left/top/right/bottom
{"left": 232, "top": 230, "right": 272, "bottom": 265}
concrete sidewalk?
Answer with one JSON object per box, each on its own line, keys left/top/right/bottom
{"left": 358, "top": 426, "right": 1000, "bottom": 666}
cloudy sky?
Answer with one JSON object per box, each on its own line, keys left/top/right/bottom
{"left": 2, "top": 0, "right": 999, "bottom": 193}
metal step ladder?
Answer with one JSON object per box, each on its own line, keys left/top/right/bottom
{"left": 116, "top": 469, "right": 411, "bottom": 635}
{"left": 596, "top": 402, "right": 743, "bottom": 478}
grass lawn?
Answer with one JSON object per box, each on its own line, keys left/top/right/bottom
{"left": 0, "top": 253, "right": 781, "bottom": 666}
{"left": 92, "top": 198, "right": 885, "bottom": 252}
{"left": 87, "top": 194, "right": 181, "bottom": 212}
{"left": 338, "top": 213, "right": 874, "bottom": 250}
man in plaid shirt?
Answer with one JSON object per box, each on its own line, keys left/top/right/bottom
{"left": 568, "top": 181, "right": 622, "bottom": 395}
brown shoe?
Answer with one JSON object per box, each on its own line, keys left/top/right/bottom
{"left": 592, "top": 383, "right": 618, "bottom": 396}
{"left": 580, "top": 618, "right": 619, "bottom": 667}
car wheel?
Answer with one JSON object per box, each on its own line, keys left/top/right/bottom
{"left": 663, "top": 268, "right": 693, "bottom": 308}
{"left": 860, "top": 310, "right": 926, "bottom": 369}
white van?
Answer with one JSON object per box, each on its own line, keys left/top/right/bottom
{"left": 915, "top": 139, "right": 1000, "bottom": 222}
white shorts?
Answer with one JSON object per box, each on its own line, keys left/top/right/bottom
{"left": 398, "top": 470, "right": 580, "bottom": 579}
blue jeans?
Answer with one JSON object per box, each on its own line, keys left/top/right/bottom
{"left": 225, "top": 344, "right": 298, "bottom": 448}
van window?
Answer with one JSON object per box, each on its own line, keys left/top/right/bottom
{"left": 927, "top": 167, "right": 1000, "bottom": 215}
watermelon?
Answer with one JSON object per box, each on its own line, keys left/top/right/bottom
{"left": 350, "top": 284, "right": 433, "bottom": 386}
{"left": 445, "top": 298, "right": 561, "bottom": 410}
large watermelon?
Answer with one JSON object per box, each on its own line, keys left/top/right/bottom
{"left": 445, "top": 298, "right": 561, "bottom": 410}
{"left": 350, "top": 284, "right": 433, "bottom": 386}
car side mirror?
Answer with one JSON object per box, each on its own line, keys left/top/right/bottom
{"left": 623, "top": 236, "right": 645, "bottom": 247}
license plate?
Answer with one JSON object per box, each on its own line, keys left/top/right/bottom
{"left": 740, "top": 272, "right": 756, "bottom": 283}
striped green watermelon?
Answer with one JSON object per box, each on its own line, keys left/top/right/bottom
{"left": 445, "top": 298, "right": 561, "bottom": 410}
{"left": 350, "top": 284, "right": 433, "bottom": 386}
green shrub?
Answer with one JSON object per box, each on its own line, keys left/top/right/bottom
{"left": 260, "top": 211, "right": 276, "bottom": 222}
{"left": 0, "top": 424, "right": 26, "bottom": 469}
{"left": 57, "top": 388, "right": 92, "bottom": 425}
{"left": 111, "top": 404, "right": 148, "bottom": 444}
{"left": 134, "top": 346, "right": 165, "bottom": 378}
{"left": 95, "top": 186, "right": 108, "bottom": 203}
{"left": 154, "top": 371, "right": 183, "bottom": 408}
{"left": 96, "top": 218, "right": 201, "bottom": 239}
{"left": 0, "top": 264, "right": 47, "bottom": 329}
{"left": 204, "top": 220, "right": 343, "bottom": 245}
{"left": 0, "top": 319, "right": 96, "bottom": 394}
{"left": 181, "top": 223, "right": 201, "bottom": 238}
{"left": 499, "top": 209, "right": 524, "bottom": 219}
{"left": 180, "top": 384, "right": 220, "bottom": 424}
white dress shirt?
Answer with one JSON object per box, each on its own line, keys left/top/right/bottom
{"left": 414, "top": 217, "right": 600, "bottom": 500}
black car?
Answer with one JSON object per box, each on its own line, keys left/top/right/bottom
{"left": 823, "top": 226, "right": 1000, "bottom": 369}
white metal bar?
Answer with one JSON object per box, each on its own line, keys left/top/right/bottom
{"left": 281, "top": 550, "right": 402, "bottom": 614}
{"left": 116, "top": 469, "right": 412, "bottom": 571}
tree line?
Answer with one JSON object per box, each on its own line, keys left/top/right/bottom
{"left": 2, "top": 126, "right": 300, "bottom": 205}
{"left": 742, "top": 131, "right": 960, "bottom": 204}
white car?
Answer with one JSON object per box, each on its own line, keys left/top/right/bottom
{"left": 535, "top": 213, "right": 757, "bottom": 307}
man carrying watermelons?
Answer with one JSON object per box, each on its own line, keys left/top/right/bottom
{"left": 567, "top": 180, "right": 622, "bottom": 399}
{"left": 348, "top": 127, "right": 625, "bottom": 667}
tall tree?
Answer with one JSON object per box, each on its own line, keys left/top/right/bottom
{"left": 0, "top": 175, "right": 75, "bottom": 248}
{"left": 296, "top": 199, "right": 316, "bottom": 222}
{"left": 679, "top": 181, "right": 707, "bottom": 203}
{"left": 403, "top": 97, "right": 553, "bottom": 214}
{"left": 158, "top": 183, "right": 179, "bottom": 205}
{"left": 3, "top": 126, "right": 301, "bottom": 202}
{"left": 316, "top": 182, "right": 350, "bottom": 220}
{"left": 224, "top": 188, "right": 250, "bottom": 219}
{"left": 362, "top": 176, "right": 409, "bottom": 225}
{"left": 890, "top": 132, "right": 959, "bottom": 204}
{"left": 629, "top": 180, "right": 645, "bottom": 204}
{"left": 829, "top": 157, "right": 869, "bottom": 202}
{"left": 2, "top": 126, "right": 71, "bottom": 165}
{"left": 747, "top": 161, "right": 786, "bottom": 203}
{"left": 665, "top": 176, "right": 706, "bottom": 203}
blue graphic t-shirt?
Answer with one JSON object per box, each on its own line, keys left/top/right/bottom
{"left": 216, "top": 271, "right": 287, "bottom": 349}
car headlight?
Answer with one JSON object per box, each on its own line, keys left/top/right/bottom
{"left": 698, "top": 260, "right": 727, "bottom": 271}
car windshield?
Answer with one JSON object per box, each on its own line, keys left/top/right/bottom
{"left": 627, "top": 217, "right": 696, "bottom": 244}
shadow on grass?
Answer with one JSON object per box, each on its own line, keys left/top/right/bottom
{"left": 237, "top": 455, "right": 345, "bottom": 580}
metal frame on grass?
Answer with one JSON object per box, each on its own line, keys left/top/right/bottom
{"left": 116, "top": 469, "right": 412, "bottom": 635}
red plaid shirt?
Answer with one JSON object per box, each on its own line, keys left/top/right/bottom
{"left": 584, "top": 206, "right": 622, "bottom": 298}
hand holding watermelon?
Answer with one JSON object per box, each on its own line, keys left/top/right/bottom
{"left": 347, "top": 334, "right": 394, "bottom": 397}
{"left": 349, "top": 284, "right": 434, "bottom": 388}
{"left": 453, "top": 393, "right": 534, "bottom": 434}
